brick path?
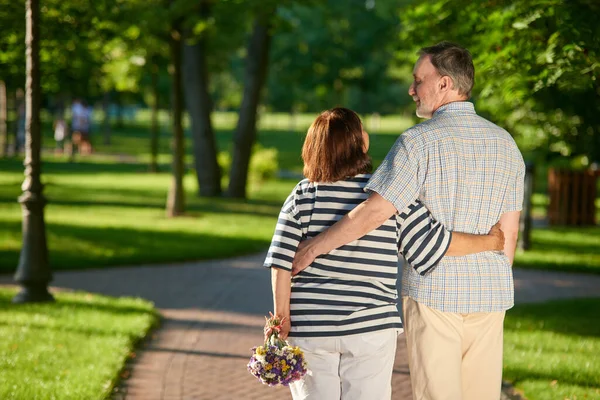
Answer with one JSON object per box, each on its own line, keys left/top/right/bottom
{"left": 8, "top": 253, "right": 600, "bottom": 400}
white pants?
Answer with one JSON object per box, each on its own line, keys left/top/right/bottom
{"left": 287, "top": 329, "right": 398, "bottom": 400}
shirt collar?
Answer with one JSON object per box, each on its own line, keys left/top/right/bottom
{"left": 433, "top": 101, "right": 475, "bottom": 117}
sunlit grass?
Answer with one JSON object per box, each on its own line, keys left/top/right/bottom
{"left": 0, "top": 287, "right": 158, "bottom": 400}
{"left": 0, "top": 157, "right": 294, "bottom": 273}
{"left": 514, "top": 227, "right": 600, "bottom": 274}
{"left": 504, "top": 299, "right": 600, "bottom": 399}
{"left": 2, "top": 114, "right": 598, "bottom": 274}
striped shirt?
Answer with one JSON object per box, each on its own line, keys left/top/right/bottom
{"left": 365, "top": 101, "right": 525, "bottom": 313}
{"left": 264, "top": 174, "right": 451, "bottom": 338}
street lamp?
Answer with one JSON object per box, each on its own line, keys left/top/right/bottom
{"left": 13, "top": 0, "right": 53, "bottom": 304}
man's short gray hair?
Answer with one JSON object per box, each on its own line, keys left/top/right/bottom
{"left": 419, "top": 42, "right": 475, "bottom": 98}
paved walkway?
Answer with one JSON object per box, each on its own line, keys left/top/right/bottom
{"left": 5, "top": 253, "right": 600, "bottom": 399}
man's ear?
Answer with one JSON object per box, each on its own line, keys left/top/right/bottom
{"left": 438, "top": 76, "right": 453, "bottom": 92}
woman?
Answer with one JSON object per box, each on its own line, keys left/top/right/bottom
{"left": 264, "top": 108, "right": 503, "bottom": 400}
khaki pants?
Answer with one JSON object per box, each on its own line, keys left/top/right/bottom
{"left": 288, "top": 329, "right": 398, "bottom": 400}
{"left": 402, "top": 297, "right": 505, "bottom": 400}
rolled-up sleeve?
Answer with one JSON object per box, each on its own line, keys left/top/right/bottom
{"left": 398, "top": 201, "right": 451, "bottom": 276}
{"left": 365, "top": 135, "right": 421, "bottom": 213}
{"left": 263, "top": 194, "right": 303, "bottom": 272}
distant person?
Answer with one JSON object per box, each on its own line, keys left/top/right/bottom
{"left": 71, "top": 99, "right": 92, "bottom": 155}
{"left": 265, "top": 107, "right": 505, "bottom": 399}
{"left": 53, "top": 117, "right": 67, "bottom": 154}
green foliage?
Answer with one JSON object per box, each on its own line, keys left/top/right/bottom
{"left": 397, "top": 0, "right": 600, "bottom": 163}
{"left": 504, "top": 298, "right": 600, "bottom": 399}
{"left": 0, "top": 287, "right": 158, "bottom": 400}
{"left": 250, "top": 144, "right": 279, "bottom": 183}
{"left": 265, "top": 0, "right": 403, "bottom": 114}
{"left": 217, "top": 144, "right": 279, "bottom": 184}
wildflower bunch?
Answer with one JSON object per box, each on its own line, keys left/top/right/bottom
{"left": 247, "top": 314, "right": 308, "bottom": 386}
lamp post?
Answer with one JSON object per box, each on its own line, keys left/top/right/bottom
{"left": 13, "top": 0, "right": 53, "bottom": 304}
{"left": 517, "top": 162, "right": 535, "bottom": 251}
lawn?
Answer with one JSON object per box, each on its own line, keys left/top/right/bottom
{"left": 0, "top": 157, "right": 292, "bottom": 273}
{"left": 1, "top": 111, "right": 599, "bottom": 274}
{"left": 514, "top": 227, "right": 600, "bottom": 274}
{"left": 0, "top": 286, "right": 158, "bottom": 400}
{"left": 504, "top": 298, "right": 600, "bottom": 399}
{"left": 0, "top": 112, "right": 407, "bottom": 274}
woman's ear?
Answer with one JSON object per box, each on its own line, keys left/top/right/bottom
{"left": 362, "top": 130, "right": 370, "bottom": 153}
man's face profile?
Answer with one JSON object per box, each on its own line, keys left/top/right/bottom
{"left": 408, "top": 55, "right": 442, "bottom": 119}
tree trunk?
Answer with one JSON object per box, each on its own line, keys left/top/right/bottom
{"left": 182, "top": 2, "right": 221, "bottom": 197}
{"left": 149, "top": 60, "right": 160, "bottom": 173}
{"left": 166, "top": 25, "right": 185, "bottom": 217}
{"left": 115, "top": 91, "right": 124, "bottom": 128}
{"left": 13, "top": 0, "right": 53, "bottom": 303}
{"left": 102, "top": 91, "right": 111, "bottom": 145}
{"left": 227, "top": 8, "right": 274, "bottom": 198}
{"left": 13, "top": 88, "right": 25, "bottom": 155}
{"left": 0, "top": 80, "right": 7, "bottom": 157}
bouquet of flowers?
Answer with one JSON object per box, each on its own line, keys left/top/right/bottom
{"left": 247, "top": 313, "right": 308, "bottom": 386}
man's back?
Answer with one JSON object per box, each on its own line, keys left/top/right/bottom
{"left": 366, "top": 101, "right": 525, "bottom": 313}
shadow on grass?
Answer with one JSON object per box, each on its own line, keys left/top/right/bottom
{"left": 0, "top": 219, "right": 270, "bottom": 274}
{"left": 0, "top": 189, "right": 282, "bottom": 218}
{"left": 506, "top": 298, "right": 600, "bottom": 339}
{"left": 0, "top": 157, "right": 149, "bottom": 175}
{"left": 0, "top": 294, "right": 156, "bottom": 322}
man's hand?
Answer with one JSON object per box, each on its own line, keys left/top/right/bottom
{"left": 291, "top": 239, "right": 315, "bottom": 276}
{"left": 487, "top": 222, "right": 505, "bottom": 251}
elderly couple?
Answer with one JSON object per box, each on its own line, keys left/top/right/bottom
{"left": 264, "top": 42, "right": 525, "bottom": 400}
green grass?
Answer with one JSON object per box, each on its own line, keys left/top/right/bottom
{"left": 504, "top": 298, "right": 600, "bottom": 399}
{"left": 514, "top": 227, "right": 600, "bottom": 274}
{"left": 1, "top": 111, "right": 599, "bottom": 274}
{"left": 0, "top": 157, "right": 293, "bottom": 273}
{"left": 0, "top": 286, "right": 158, "bottom": 400}
{"left": 0, "top": 112, "right": 408, "bottom": 273}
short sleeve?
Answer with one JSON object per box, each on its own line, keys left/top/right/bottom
{"left": 263, "top": 192, "right": 303, "bottom": 272}
{"left": 398, "top": 201, "right": 451, "bottom": 276}
{"left": 503, "top": 151, "right": 526, "bottom": 213}
{"left": 364, "top": 135, "right": 421, "bottom": 213}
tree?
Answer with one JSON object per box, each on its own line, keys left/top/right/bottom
{"left": 227, "top": 4, "right": 276, "bottom": 198}
{"left": 396, "top": 0, "right": 600, "bottom": 164}
{"left": 0, "top": 80, "right": 6, "bottom": 157}
{"left": 181, "top": 1, "right": 222, "bottom": 197}
{"left": 13, "top": 0, "right": 53, "bottom": 303}
{"left": 265, "top": 0, "right": 402, "bottom": 114}
{"left": 165, "top": 16, "right": 185, "bottom": 217}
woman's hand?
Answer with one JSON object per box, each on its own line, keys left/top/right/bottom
{"left": 487, "top": 222, "right": 505, "bottom": 251}
{"left": 264, "top": 314, "right": 291, "bottom": 341}
{"left": 278, "top": 317, "right": 291, "bottom": 340}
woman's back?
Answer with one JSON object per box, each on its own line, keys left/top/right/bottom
{"left": 265, "top": 174, "right": 402, "bottom": 338}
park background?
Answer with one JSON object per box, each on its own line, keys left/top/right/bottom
{"left": 0, "top": 0, "right": 599, "bottom": 399}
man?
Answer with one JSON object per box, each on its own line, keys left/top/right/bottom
{"left": 292, "top": 42, "right": 525, "bottom": 400}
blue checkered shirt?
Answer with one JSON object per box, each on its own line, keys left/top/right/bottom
{"left": 365, "top": 102, "right": 525, "bottom": 313}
